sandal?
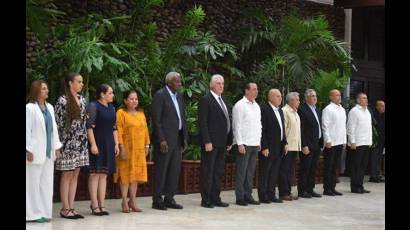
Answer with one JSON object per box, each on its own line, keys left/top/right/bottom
{"left": 70, "top": 209, "right": 84, "bottom": 219}
{"left": 90, "top": 205, "right": 104, "bottom": 216}
{"left": 128, "top": 201, "right": 142, "bottom": 212}
{"left": 60, "top": 208, "right": 77, "bottom": 219}
{"left": 99, "top": 206, "right": 110, "bottom": 215}
{"left": 121, "top": 201, "right": 130, "bottom": 213}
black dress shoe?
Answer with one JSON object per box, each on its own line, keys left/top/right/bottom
{"left": 323, "top": 190, "right": 335, "bottom": 196}
{"left": 299, "top": 192, "right": 312, "bottom": 198}
{"left": 369, "top": 177, "right": 380, "bottom": 183}
{"left": 361, "top": 189, "right": 371, "bottom": 193}
{"left": 270, "top": 197, "right": 283, "bottom": 203}
{"left": 200, "top": 201, "right": 214, "bottom": 208}
{"left": 236, "top": 199, "right": 248, "bottom": 206}
{"left": 152, "top": 202, "right": 167, "bottom": 210}
{"left": 332, "top": 190, "right": 343, "bottom": 196}
{"left": 351, "top": 189, "right": 364, "bottom": 194}
{"left": 164, "top": 201, "right": 183, "bottom": 209}
{"left": 245, "top": 197, "right": 260, "bottom": 205}
{"left": 310, "top": 191, "right": 322, "bottom": 198}
{"left": 259, "top": 199, "right": 271, "bottom": 204}
{"left": 213, "top": 201, "right": 229, "bottom": 207}
{"left": 379, "top": 178, "right": 385, "bottom": 182}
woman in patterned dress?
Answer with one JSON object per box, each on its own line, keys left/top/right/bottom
{"left": 114, "top": 90, "right": 150, "bottom": 213}
{"left": 86, "top": 84, "right": 119, "bottom": 216}
{"left": 55, "top": 73, "right": 89, "bottom": 219}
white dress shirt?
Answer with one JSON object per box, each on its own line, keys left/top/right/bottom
{"left": 347, "top": 104, "right": 372, "bottom": 146}
{"left": 232, "top": 96, "right": 262, "bottom": 146}
{"left": 321, "top": 102, "right": 347, "bottom": 146}
{"left": 268, "top": 102, "right": 284, "bottom": 141}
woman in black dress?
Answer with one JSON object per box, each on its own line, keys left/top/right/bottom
{"left": 86, "top": 84, "right": 119, "bottom": 215}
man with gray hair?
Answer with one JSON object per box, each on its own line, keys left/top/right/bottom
{"left": 279, "top": 92, "right": 301, "bottom": 201}
{"left": 152, "top": 71, "right": 188, "bottom": 210}
{"left": 198, "top": 74, "right": 232, "bottom": 208}
{"left": 297, "top": 89, "right": 323, "bottom": 198}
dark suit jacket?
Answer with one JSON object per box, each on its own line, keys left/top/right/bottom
{"left": 260, "top": 102, "right": 287, "bottom": 158}
{"left": 198, "top": 93, "right": 233, "bottom": 148}
{"left": 151, "top": 87, "right": 188, "bottom": 149}
{"left": 298, "top": 102, "right": 323, "bottom": 151}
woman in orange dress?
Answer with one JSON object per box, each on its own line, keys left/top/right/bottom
{"left": 114, "top": 90, "right": 150, "bottom": 213}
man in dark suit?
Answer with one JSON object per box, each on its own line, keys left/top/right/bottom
{"left": 297, "top": 89, "right": 323, "bottom": 198}
{"left": 198, "top": 74, "right": 233, "bottom": 208}
{"left": 151, "top": 72, "right": 188, "bottom": 210}
{"left": 369, "top": 100, "right": 385, "bottom": 183}
{"left": 258, "top": 89, "right": 287, "bottom": 204}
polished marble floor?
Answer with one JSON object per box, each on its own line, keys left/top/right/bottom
{"left": 26, "top": 176, "right": 385, "bottom": 230}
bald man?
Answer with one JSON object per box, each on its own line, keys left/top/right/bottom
{"left": 369, "top": 100, "right": 385, "bottom": 183}
{"left": 321, "top": 89, "right": 346, "bottom": 196}
{"left": 258, "top": 89, "right": 287, "bottom": 204}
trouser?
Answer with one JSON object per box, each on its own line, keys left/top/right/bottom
{"left": 369, "top": 139, "right": 385, "bottom": 178}
{"left": 152, "top": 133, "right": 183, "bottom": 203}
{"left": 298, "top": 147, "right": 320, "bottom": 194}
{"left": 279, "top": 151, "right": 297, "bottom": 197}
{"left": 257, "top": 153, "right": 281, "bottom": 201}
{"left": 26, "top": 157, "right": 54, "bottom": 221}
{"left": 200, "top": 146, "right": 226, "bottom": 203}
{"left": 235, "top": 145, "right": 258, "bottom": 200}
{"left": 323, "top": 145, "right": 343, "bottom": 191}
{"left": 349, "top": 145, "right": 370, "bottom": 191}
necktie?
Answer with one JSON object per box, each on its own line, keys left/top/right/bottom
{"left": 218, "top": 96, "right": 230, "bottom": 134}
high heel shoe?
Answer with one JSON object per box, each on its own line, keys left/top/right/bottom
{"left": 70, "top": 209, "right": 84, "bottom": 219}
{"left": 90, "top": 205, "right": 104, "bottom": 216}
{"left": 121, "top": 201, "right": 130, "bottom": 213}
{"left": 60, "top": 208, "right": 77, "bottom": 219}
{"left": 99, "top": 207, "right": 110, "bottom": 215}
{"left": 128, "top": 201, "right": 142, "bottom": 212}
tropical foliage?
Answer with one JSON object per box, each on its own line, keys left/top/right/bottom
{"left": 27, "top": 2, "right": 354, "bottom": 160}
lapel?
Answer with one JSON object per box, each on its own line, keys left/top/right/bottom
{"left": 267, "top": 103, "right": 281, "bottom": 127}
{"left": 163, "top": 87, "right": 180, "bottom": 120}
{"left": 278, "top": 108, "right": 285, "bottom": 128}
{"left": 34, "top": 102, "right": 46, "bottom": 133}
{"left": 209, "top": 93, "right": 226, "bottom": 119}
{"left": 304, "top": 103, "right": 320, "bottom": 126}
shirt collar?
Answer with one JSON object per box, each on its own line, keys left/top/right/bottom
{"left": 285, "top": 104, "right": 297, "bottom": 112}
{"left": 210, "top": 90, "right": 221, "bottom": 101}
{"left": 243, "top": 96, "right": 255, "bottom": 104}
{"left": 166, "top": 85, "right": 177, "bottom": 96}
{"left": 268, "top": 101, "right": 280, "bottom": 111}
{"left": 330, "top": 102, "right": 342, "bottom": 108}
{"left": 355, "top": 104, "right": 368, "bottom": 111}
{"left": 307, "top": 103, "right": 316, "bottom": 110}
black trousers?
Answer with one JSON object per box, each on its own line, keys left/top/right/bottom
{"left": 279, "top": 151, "right": 297, "bottom": 197}
{"left": 369, "top": 139, "right": 385, "bottom": 178}
{"left": 323, "top": 145, "right": 343, "bottom": 191}
{"left": 298, "top": 147, "right": 320, "bottom": 194}
{"left": 257, "top": 153, "right": 281, "bottom": 201}
{"left": 349, "top": 145, "right": 370, "bottom": 191}
{"left": 200, "top": 146, "right": 226, "bottom": 203}
{"left": 152, "top": 133, "right": 183, "bottom": 203}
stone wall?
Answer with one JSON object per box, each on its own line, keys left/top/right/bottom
{"left": 26, "top": 0, "right": 345, "bottom": 76}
